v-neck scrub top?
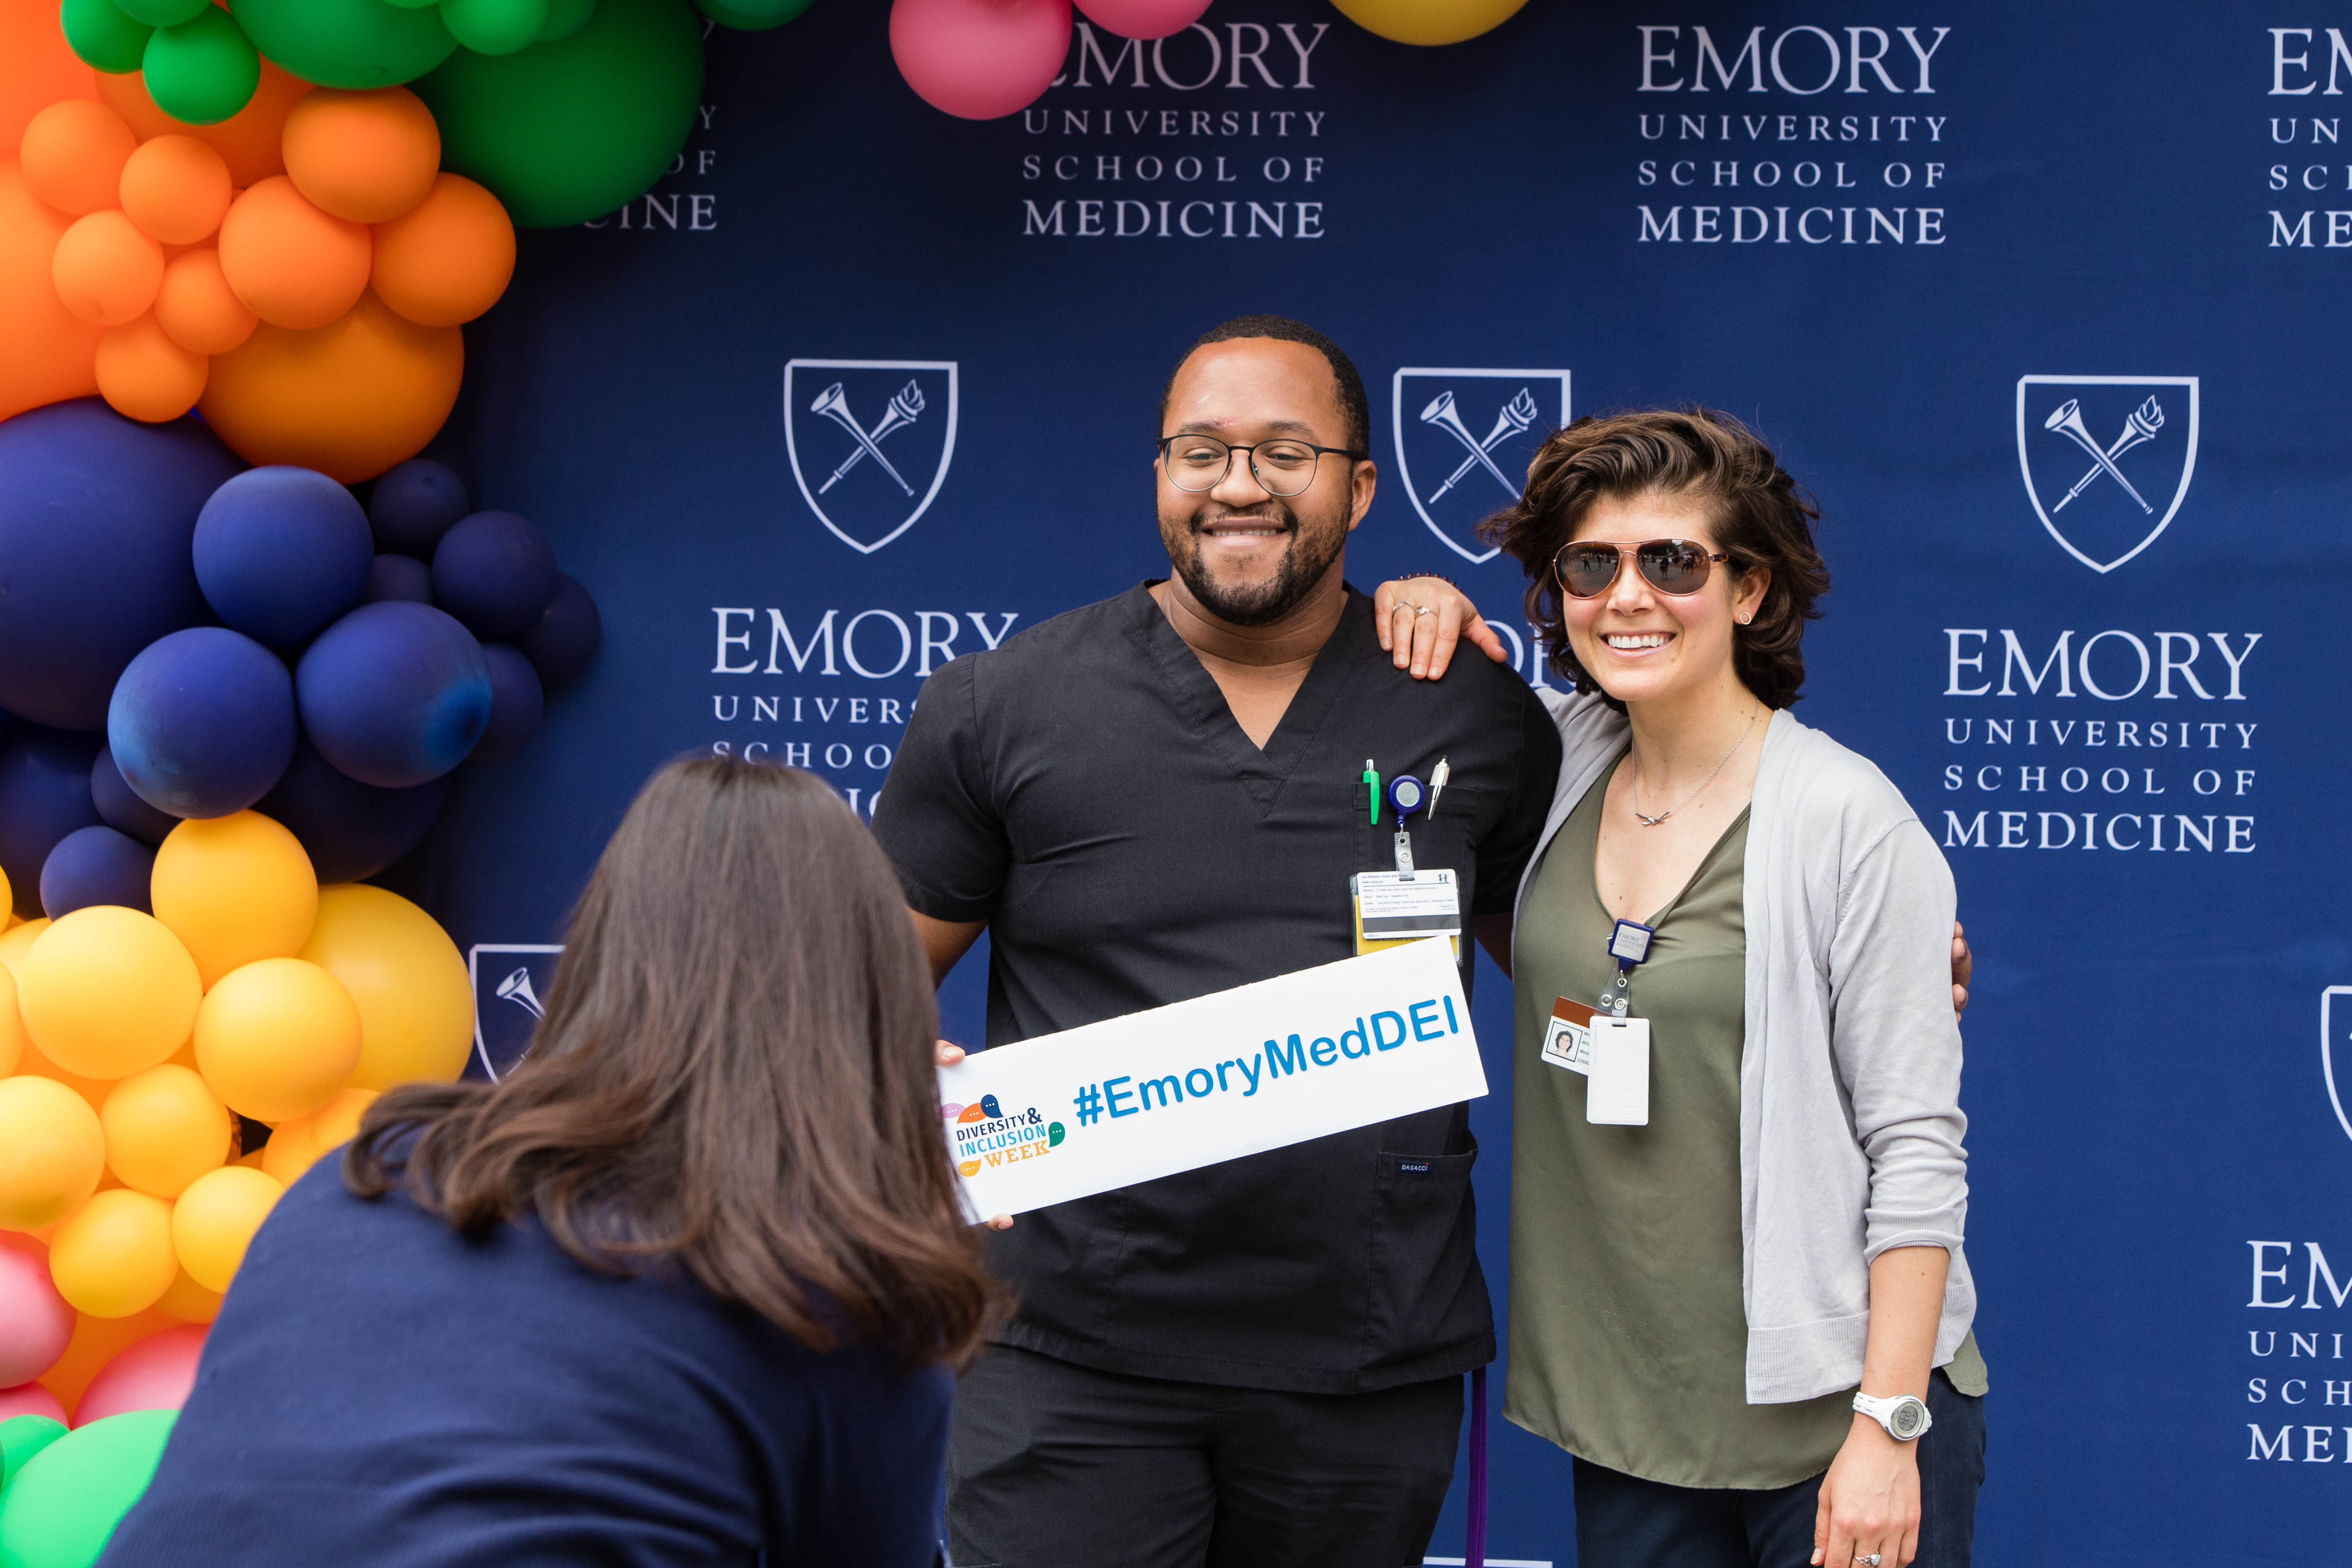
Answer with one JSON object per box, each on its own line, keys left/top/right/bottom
{"left": 873, "top": 582, "right": 1561, "bottom": 1394}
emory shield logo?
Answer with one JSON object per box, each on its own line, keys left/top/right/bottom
{"left": 2323, "top": 988, "right": 2352, "bottom": 1148}
{"left": 2015, "top": 375, "right": 2199, "bottom": 574}
{"left": 783, "top": 359, "right": 959, "bottom": 555}
{"left": 467, "top": 943, "right": 562, "bottom": 1082}
{"left": 1392, "top": 368, "right": 1571, "bottom": 564}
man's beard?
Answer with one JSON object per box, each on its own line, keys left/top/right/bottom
{"left": 1160, "top": 500, "right": 1348, "bottom": 628}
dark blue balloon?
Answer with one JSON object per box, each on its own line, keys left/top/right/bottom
{"left": 431, "top": 511, "right": 557, "bottom": 639}
{"left": 0, "top": 399, "right": 239, "bottom": 730}
{"left": 91, "top": 745, "right": 178, "bottom": 846}
{"left": 258, "top": 735, "right": 446, "bottom": 884}
{"left": 365, "top": 553, "right": 434, "bottom": 605}
{"left": 193, "top": 467, "right": 374, "bottom": 650}
{"left": 472, "top": 644, "right": 544, "bottom": 765}
{"left": 369, "top": 458, "right": 470, "bottom": 558}
{"left": 513, "top": 572, "right": 601, "bottom": 685}
{"left": 41, "top": 824, "right": 155, "bottom": 917}
{"left": 108, "top": 627, "right": 298, "bottom": 818}
{"left": 0, "top": 727, "right": 102, "bottom": 917}
{"left": 297, "top": 602, "right": 492, "bottom": 788}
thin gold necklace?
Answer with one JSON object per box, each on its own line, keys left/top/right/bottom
{"left": 1631, "top": 704, "right": 1761, "bottom": 827}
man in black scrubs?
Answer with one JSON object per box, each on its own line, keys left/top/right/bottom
{"left": 871, "top": 316, "right": 1562, "bottom": 1568}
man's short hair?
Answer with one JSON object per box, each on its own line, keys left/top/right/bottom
{"left": 1159, "top": 314, "right": 1370, "bottom": 456}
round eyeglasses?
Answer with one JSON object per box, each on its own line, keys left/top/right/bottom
{"left": 1158, "top": 435, "right": 1364, "bottom": 498}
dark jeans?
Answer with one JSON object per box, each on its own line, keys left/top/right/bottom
{"left": 945, "top": 1344, "right": 1463, "bottom": 1568}
{"left": 1573, "top": 1371, "right": 1986, "bottom": 1568}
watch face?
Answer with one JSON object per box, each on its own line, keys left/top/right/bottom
{"left": 1889, "top": 1400, "right": 1925, "bottom": 1438}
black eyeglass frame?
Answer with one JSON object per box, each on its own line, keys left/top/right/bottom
{"left": 1552, "top": 538, "right": 1734, "bottom": 599}
{"left": 1157, "top": 436, "right": 1369, "bottom": 497}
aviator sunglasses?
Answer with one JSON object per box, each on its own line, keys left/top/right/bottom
{"left": 1553, "top": 538, "right": 1730, "bottom": 599}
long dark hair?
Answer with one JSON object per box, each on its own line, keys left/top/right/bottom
{"left": 346, "top": 756, "right": 999, "bottom": 1368}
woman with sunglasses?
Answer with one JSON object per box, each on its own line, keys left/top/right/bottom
{"left": 1372, "top": 409, "right": 1985, "bottom": 1568}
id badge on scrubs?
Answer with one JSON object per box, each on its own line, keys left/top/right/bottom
{"left": 1541, "top": 996, "right": 1597, "bottom": 1074}
{"left": 1586, "top": 1016, "right": 1651, "bottom": 1126}
{"left": 1351, "top": 869, "right": 1460, "bottom": 958}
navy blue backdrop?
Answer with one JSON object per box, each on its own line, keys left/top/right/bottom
{"left": 407, "top": 3, "right": 2352, "bottom": 1559}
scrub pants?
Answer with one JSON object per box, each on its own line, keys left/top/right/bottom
{"left": 946, "top": 1344, "right": 1464, "bottom": 1568}
{"left": 1571, "top": 1371, "right": 1987, "bottom": 1568}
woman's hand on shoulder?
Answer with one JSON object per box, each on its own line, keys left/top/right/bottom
{"left": 936, "top": 1040, "right": 1013, "bottom": 1231}
{"left": 1371, "top": 576, "right": 1510, "bottom": 681}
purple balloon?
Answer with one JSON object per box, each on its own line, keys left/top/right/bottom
{"left": 296, "top": 602, "right": 492, "bottom": 789}
{"left": 369, "top": 458, "right": 470, "bottom": 558}
{"left": 257, "top": 735, "right": 446, "bottom": 884}
{"left": 193, "top": 467, "right": 374, "bottom": 650}
{"left": 107, "top": 627, "right": 298, "bottom": 819}
{"left": 472, "top": 644, "right": 544, "bottom": 766}
{"left": 431, "top": 511, "right": 557, "bottom": 639}
{"left": 0, "top": 726, "right": 102, "bottom": 917}
{"left": 91, "top": 745, "right": 178, "bottom": 846}
{"left": 513, "top": 572, "right": 601, "bottom": 685}
{"left": 41, "top": 824, "right": 155, "bottom": 917}
{"left": 0, "top": 399, "right": 238, "bottom": 730}
{"left": 365, "top": 553, "right": 434, "bottom": 605}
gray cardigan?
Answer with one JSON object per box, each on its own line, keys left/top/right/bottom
{"left": 1517, "top": 690, "right": 1975, "bottom": 1404}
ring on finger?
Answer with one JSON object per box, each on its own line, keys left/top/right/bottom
{"left": 1412, "top": 605, "right": 1436, "bottom": 617}
{"left": 1854, "top": 1554, "right": 1882, "bottom": 1567}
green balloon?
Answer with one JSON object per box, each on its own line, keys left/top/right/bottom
{"left": 534, "top": 0, "right": 596, "bottom": 42}
{"left": 415, "top": 0, "right": 702, "bottom": 229}
{"left": 111, "top": 0, "right": 209, "bottom": 28}
{"left": 0, "top": 1416, "right": 68, "bottom": 1493}
{"left": 0, "top": 1410, "right": 175, "bottom": 1568}
{"left": 227, "top": 0, "right": 457, "bottom": 88}
{"left": 439, "top": 0, "right": 550, "bottom": 56}
{"left": 59, "top": 0, "right": 155, "bottom": 74}
{"left": 143, "top": 10, "right": 262, "bottom": 126}
{"left": 692, "top": 0, "right": 808, "bottom": 29}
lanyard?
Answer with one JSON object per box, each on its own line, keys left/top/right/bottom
{"left": 1595, "top": 918, "right": 1654, "bottom": 1018}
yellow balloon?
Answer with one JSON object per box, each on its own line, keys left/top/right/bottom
{"left": 156, "top": 1265, "right": 224, "bottom": 1324}
{"left": 48, "top": 1188, "right": 177, "bottom": 1316}
{"left": 0, "top": 1074, "right": 106, "bottom": 1231}
{"left": 0, "top": 917, "right": 50, "bottom": 979}
{"left": 18, "top": 907, "right": 204, "bottom": 1081}
{"left": 151, "top": 811, "right": 320, "bottom": 990}
{"left": 171, "top": 1164, "right": 283, "bottom": 1293}
{"left": 1330, "top": 0, "right": 1527, "bottom": 45}
{"left": 0, "top": 962, "right": 24, "bottom": 1078}
{"left": 100, "top": 1064, "right": 232, "bottom": 1198}
{"left": 17, "top": 1038, "right": 109, "bottom": 1113}
{"left": 298, "top": 886, "right": 472, "bottom": 1091}
{"left": 193, "top": 958, "right": 361, "bottom": 1122}
{"left": 262, "top": 1086, "right": 379, "bottom": 1186}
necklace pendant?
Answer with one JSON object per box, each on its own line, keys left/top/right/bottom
{"left": 1634, "top": 810, "right": 1667, "bottom": 827}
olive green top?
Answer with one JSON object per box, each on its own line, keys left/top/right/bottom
{"left": 1506, "top": 752, "right": 1985, "bottom": 1490}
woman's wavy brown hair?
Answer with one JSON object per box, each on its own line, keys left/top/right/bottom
{"left": 346, "top": 756, "right": 1000, "bottom": 1368}
{"left": 1480, "top": 407, "right": 1828, "bottom": 711}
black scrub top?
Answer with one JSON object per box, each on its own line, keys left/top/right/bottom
{"left": 873, "top": 582, "right": 1561, "bottom": 1395}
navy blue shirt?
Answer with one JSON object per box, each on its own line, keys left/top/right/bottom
{"left": 101, "top": 1157, "right": 951, "bottom": 1568}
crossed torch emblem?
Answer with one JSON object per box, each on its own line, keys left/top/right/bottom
{"left": 2043, "top": 396, "right": 2165, "bottom": 515}
{"left": 1420, "top": 387, "right": 1541, "bottom": 503}
{"left": 809, "top": 379, "right": 926, "bottom": 497}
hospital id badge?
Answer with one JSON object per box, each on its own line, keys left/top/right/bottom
{"left": 1351, "top": 868, "right": 1460, "bottom": 958}
{"left": 1541, "top": 996, "right": 1597, "bottom": 1075}
{"left": 1586, "top": 1016, "right": 1650, "bottom": 1125}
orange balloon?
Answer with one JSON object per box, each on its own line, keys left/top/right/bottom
{"left": 119, "top": 134, "right": 233, "bottom": 244}
{"left": 19, "top": 101, "right": 137, "bottom": 216}
{"left": 199, "top": 290, "right": 462, "bottom": 482}
{"left": 97, "top": 58, "right": 309, "bottom": 189}
{"left": 282, "top": 87, "right": 441, "bottom": 225}
{"left": 0, "top": 165, "right": 101, "bottom": 420}
{"left": 372, "top": 174, "right": 515, "bottom": 328}
{"left": 51, "top": 209, "right": 164, "bottom": 326}
{"left": 154, "top": 248, "right": 256, "bottom": 355}
{"left": 96, "top": 313, "right": 208, "bottom": 423}
{"left": 0, "top": 3, "right": 98, "bottom": 153}
{"left": 216, "top": 176, "right": 370, "bottom": 330}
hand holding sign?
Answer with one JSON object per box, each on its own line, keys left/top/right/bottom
{"left": 933, "top": 1039, "right": 1013, "bottom": 1230}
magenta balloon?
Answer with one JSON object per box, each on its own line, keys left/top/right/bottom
{"left": 74, "top": 1325, "right": 209, "bottom": 1425}
{"left": 1072, "top": 0, "right": 1206, "bottom": 39}
{"left": 890, "top": 0, "right": 1071, "bottom": 119}
{"left": 0, "top": 1244, "right": 73, "bottom": 1387}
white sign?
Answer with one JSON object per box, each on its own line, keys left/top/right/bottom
{"left": 937, "top": 938, "right": 1486, "bottom": 1218}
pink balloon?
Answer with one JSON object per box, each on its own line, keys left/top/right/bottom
{"left": 0, "top": 1382, "right": 68, "bottom": 1424}
{"left": 1073, "top": 0, "right": 1208, "bottom": 38}
{"left": 891, "top": 0, "right": 1074, "bottom": 120}
{"left": 73, "top": 1325, "right": 208, "bottom": 1426}
{"left": 0, "top": 1239, "right": 73, "bottom": 1387}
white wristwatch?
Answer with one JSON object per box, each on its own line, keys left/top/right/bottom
{"left": 1852, "top": 1391, "right": 1932, "bottom": 1441}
